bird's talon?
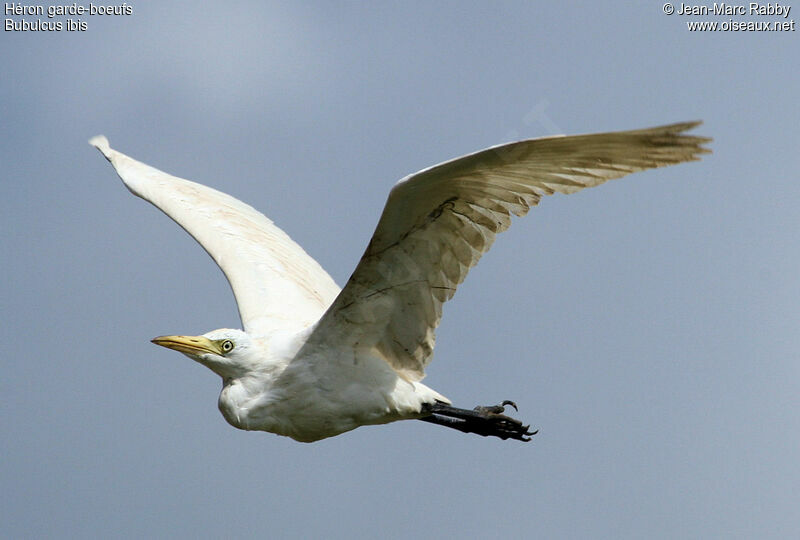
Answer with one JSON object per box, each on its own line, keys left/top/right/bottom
{"left": 501, "top": 400, "right": 519, "bottom": 411}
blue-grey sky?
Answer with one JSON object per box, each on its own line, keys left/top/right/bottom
{"left": 3, "top": 2, "right": 799, "bottom": 538}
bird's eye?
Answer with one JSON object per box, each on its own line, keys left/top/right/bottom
{"left": 221, "top": 340, "right": 234, "bottom": 353}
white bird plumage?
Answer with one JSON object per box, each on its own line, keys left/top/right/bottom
{"left": 90, "top": 122, "right": 710, "bottom": 442}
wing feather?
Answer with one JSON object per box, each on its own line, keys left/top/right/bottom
{"left": 304, "top": 121, "right": 711, "bottom": 380}
{"left": 90, "top": 136, "right": 340, "bottom": 336}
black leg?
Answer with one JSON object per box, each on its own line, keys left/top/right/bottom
{"left": 418, "top": 400, "right": 537, "bottom": 442}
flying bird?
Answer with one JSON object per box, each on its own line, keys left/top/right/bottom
{"left": 90, "top": 122, "right": 710, "bottom": 442}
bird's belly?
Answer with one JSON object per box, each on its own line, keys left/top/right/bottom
{"left": 218, "top": 364, "right": 427, "bottom": 442}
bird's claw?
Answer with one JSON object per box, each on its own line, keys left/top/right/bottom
{"left": 501, "top": 399, "right": 518, "bottom": 411}
{"left": 421, "top": 400, "right": 537, "bottom": 442}
{"left": 473, "top": 399, "right": 518, "bottom": 415}
{"left": 473, "top": 400, "right": 537, "bottom": 441}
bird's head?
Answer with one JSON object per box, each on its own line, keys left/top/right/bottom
{"left": 151, "top": 328, "right": 256, "bottom": 379}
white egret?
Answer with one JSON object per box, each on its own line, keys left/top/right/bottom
{"left": 90, "top": 122, "right": 709, "bottom": 442}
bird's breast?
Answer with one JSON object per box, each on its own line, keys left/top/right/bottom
{"left": 216, "top": 351, "right": 443, "bottom": 442}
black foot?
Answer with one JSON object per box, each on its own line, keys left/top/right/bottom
{"left": 419, "top": 400, "right": 537, "bottom": 442}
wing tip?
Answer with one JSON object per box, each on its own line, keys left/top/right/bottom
{"left": 88, "top": 135, "right": 112, "bottom": 159}
{"left": 674, "top": 119, "right": 711, "bottom": 141}
{"left": 634, "top": 120, "right": 711, "bottom": 162}
{"left": 669, "top": 119, "right": 703, "bottom": 131}
{"left": 668, "top": 120, "right": 713, "bottom": 157}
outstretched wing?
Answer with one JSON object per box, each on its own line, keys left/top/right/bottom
{"left": 90, "top": 136, "right": 341, "bottom": 337}
{"left": 303, "top": 121, "right": 711, "bottom": 381}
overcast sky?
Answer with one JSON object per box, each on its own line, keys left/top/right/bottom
{"left": 3, "top": 2, "right": 799, "bottom": 538}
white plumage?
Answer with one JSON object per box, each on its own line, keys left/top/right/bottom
{"left": 90, "top": 122, "right": 709, "bottom": 442}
